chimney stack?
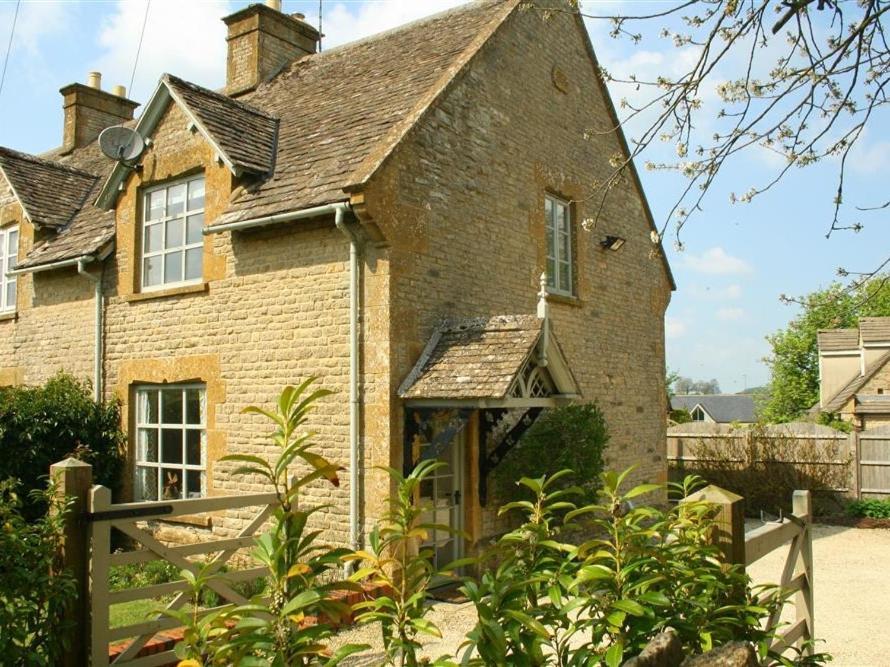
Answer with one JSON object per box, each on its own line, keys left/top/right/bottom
{"left": 223, "top": 2, "right": 320, "bottom": 96}
{"left": 60, "top": 73, "right": 139, "bottom": 152}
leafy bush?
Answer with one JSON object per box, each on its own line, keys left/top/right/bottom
{"left": 460, "top": 469, "right": 810, "bottom": 666}
{"left": 0, "top": 373, "right": 126, "bottom": 518}
{"left": 0, "top": 478, "right": 77, "bottom": 665}
{"left": 847, "top": 498, "right": 890, "bottom": 519}
{"left": 671, "top": 424, "right": 849, "bottom": 516}
{"left": 167, "top": 381, "right": 367, "bottom": 666}
{"left": 491, "top": 403, "right": 608, "bottom": 505}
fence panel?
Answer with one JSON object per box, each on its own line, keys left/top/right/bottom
{"left": 87, "top": 485, "right": 279, "bottom": 667}
{"left": 858, "top": 425, "right": 890, "bottom": 498}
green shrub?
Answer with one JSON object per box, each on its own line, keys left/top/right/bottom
{"left": 0, "top": 373, "right": 126, "bottom": 518}
{"left": 847, "top": 498, "right": 890, "bottom": 519}
{"left": 0, "top": 478, "right": 78, "bottom": 665}
{"left": 491, "top": 403, "right": 608, "bottom": 506}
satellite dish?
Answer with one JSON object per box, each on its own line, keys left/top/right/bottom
{"left": 98, "top": 126, "right": 145, "bottom": 166}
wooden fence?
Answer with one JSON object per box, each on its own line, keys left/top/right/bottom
{"left": 668, "top": 421, "right": 890, "bottom": 500}
{"left": 52, "top": 458, "right": 279, "bottom": 667}
{"left": 685, "top": 485, "right": 814, "bottom": 657}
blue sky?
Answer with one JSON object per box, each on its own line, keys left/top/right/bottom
{"left": 0, "top": 0, "right": 887, "bottom": 393}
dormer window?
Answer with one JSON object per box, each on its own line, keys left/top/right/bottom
{"left": 141, "top": 176, "right": 204, "bottom": 290}
{"left": 0, "top": 225, "right": 18, "bottom": 312}
{"left": 691, "top": 405, "right": 706, "bottom": 421}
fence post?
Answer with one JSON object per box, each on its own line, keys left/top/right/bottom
{"left": 50, "top": 458, "right": 93, "bottom": 667}
{"left": 90, "top": 485, "right": 113, "bottom": 667}
{"left": 682, "top": 484, "right": 746, "bottom": 568}
{"left": 793, "top": 490, "right": 814, "bottom": 654}
{"left": 851, "top": 430, "right": 861, "bottom": 500}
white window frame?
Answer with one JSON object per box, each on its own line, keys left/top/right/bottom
{"left": 545, "top": 194, "right": 573, "bottom": 296}
{"left": 134, "top": 384, "right": 207, "bottom": 501}
{"left": 0, "top": 225, "right": 18, "bottom": 312}
{"left": 141, "top": 175, "right": 205, "bottom": 291}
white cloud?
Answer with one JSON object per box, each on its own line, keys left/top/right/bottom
{"left": 716, "top": 307, "right": 745, "bottom": 321}
{"left": 665, "top": 316, "right": 687, "bottom": 339}
{"left": 0, "top": 1, "right": 70, "bottom": 55}
{"left": 323, "top": 0, "right": 468, "bottom": 49}
{"left": 91, "top": 0, "right": 234, "bottom": 103}
{"left": 680, "top": 247, "right": 753, "bottom": 275}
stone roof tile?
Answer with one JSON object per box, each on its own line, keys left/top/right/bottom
{"left": 164, "top": 74, "right": 279, "bottom": 175}
{"left": 401, "top": 315, "right": 542, "bottom": 399}
{"left": 860, "top": 317, "right": 890, "bottom": 344}
{"left": 817, "top": 328, "right": 859, "bottom": 352}
{"left": 0, "top": 147, "right": 98, "bottom": 229}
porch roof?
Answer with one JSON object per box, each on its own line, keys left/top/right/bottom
{"left": 398, "top": 314, "right": 580, "bottom": 406}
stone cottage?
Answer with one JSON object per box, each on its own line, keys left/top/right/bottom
{"left": 817, "top": 317, "right": 890, "bottom": 430}
{"left": 0, "top": 0, "right": 674, "bottom": 557}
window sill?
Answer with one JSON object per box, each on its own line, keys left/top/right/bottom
{"left": 126, "top": 282, "right": 209, "bottom": 303}
{"left": 0, "top": 311, "right": 17, "bottom": 322}
{"left": 546, "top": 292, "right": 582, "bottom": 307}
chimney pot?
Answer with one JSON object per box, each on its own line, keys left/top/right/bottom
{"left": 112, "top": 84, "right": 127, "bottom": 98}
{"left": 223, "top": 3, "right": 320, "bottom": 95}
{"left": 294, "top": 12, "right": 305, "bottom": 20}
{"left": 87, "top": 71, "right": 102, "bottom": 89}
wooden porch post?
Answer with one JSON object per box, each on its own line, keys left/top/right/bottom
{"left": 50, "top": 458, "right": 93, "bottom": 667}
{"left": 682, "top": 484, "right": 746, "bottom": 567}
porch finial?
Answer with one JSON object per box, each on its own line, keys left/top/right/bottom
{"left": 537, "top": 272, "right": 550, "bottom": 367}
{"left": 537, "top": 272, "right": 549, "bottom": 320}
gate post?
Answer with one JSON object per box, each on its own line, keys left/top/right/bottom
{"left": 50, "top": 458, "right": 93, "bottom": 667}
{"left": 682, "top": 484, "right": 746, "bottom": 567}
{"left": 793, "top": 490, "right": 814, "bottom": 653}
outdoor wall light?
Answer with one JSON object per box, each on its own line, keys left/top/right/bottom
{"left": 600, "top": 235, "right": 626, "bottom": 251}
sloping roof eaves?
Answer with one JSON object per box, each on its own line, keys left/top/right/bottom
{"left": 0, "top": 147, "right": 98, "bottom": 229}
{"left": 823, "top": 349, "right": 890, "bottom": 413}
{"left": 817, "top": 328, "right": 859, "bottom": 352}
{"left": 670, "top": 394, "right": 756, "bottom": 423}
{"left": 860, "top": 317, "right": 890, "bottom": 344}
{"left": 216, "top": 0, "right": 519, "bottom": 225}
{"left": 400, "top": 314, "right": 542, "bottom": 400}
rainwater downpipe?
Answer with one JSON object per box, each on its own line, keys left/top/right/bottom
{"left": 77, "top": 259, "right": 103, "bottom": 402}
{"left": 333, "top": 205, "right": 363, "bottom": 567}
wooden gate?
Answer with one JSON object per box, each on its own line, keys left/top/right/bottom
{"left": 858, "top": 425, "right": 890, "bottom": 498}
{"left": 88, "top": 485, "right": 279, "bottom": 667}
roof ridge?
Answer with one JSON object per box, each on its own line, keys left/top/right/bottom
{"left": 162, "top": 73, "right": 279, "bottom": 121}
{"left": 281, "top": 0, "right": 507, "bottom": 68}
{"left": 0, "top": 145, "right": 99, "bottom": 179}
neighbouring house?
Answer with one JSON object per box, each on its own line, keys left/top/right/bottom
{"left": 817, "top": 317, "right": 890, "bottom": 430}
{"left": 0, "top": 0, "right": 674, "bottom": 557}
{"left": 670, "top": 394, "right": 756, "bottom": 425}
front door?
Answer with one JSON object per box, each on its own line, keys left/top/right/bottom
{"left": 418, "top": 428, "right": 465, "bottom": 571}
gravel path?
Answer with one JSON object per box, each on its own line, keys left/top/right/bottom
{"left": 333, "top": 524, "right": 890, "bottom": 665}
{"left": 747, "top": 523, "right": 890, "bottom": 667}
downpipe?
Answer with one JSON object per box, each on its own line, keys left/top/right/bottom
{"left": 77, "top": 259, "right": 103, "bottom": 402}
{"left": 333, "top": 204, "right": 363, "bottom": 573}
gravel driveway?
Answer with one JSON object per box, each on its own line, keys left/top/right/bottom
{"left": 333, "top": 524, "right": 890, "bottom": 666}
{"left": 747, "top": 523, "right": 890, "bottom": 666}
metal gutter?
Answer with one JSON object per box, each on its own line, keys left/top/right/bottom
{"left": 7, "top": 254, "right": 95, "bottom": 276}
{"left": 77, "top": 259, "right": 104, "bottom": 402}
{"left": 203, "top": 202, "right": 350, "bottom": 235}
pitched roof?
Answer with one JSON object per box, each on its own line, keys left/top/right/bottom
{"left": 860, "top": 317, "right": 890, "bottom": 344}
{"left": 670, "top": 394, "right": 756, "bottom": 423}
{"left": 216, "top": 0, "right": 517, "bottom": 225}
{"left": 822, "top": 349, "right": 890, "bottom": 413}
{"left": 163, "top": 74, "right": 279, "bottom": 175}
{"left": 400, "top": 315, "right": 543, "bottom": 400}
{"left": 817, "top": 328, "right": 859, "bottom": 352}
{"left": 0, "top": 147, "right": 97, "bottom": 229}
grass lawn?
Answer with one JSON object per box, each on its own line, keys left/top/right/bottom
{"left": 110, "top": 597, "right": 170, "bottom": 629}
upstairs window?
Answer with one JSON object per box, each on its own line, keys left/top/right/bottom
{"left": 0, "top": 225, "right": 18, "bottom": 312}
{"left": 142, "top": 176, "right": 204, "bottom": 289}
{"left": 691, "top": 406, "right": 706, "bottom": 422}
{"left": 545, "top": 195, "right": 573, "bottom": 296}
{"left": 134, "top": 385, "right": 206, "bottom": 501}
